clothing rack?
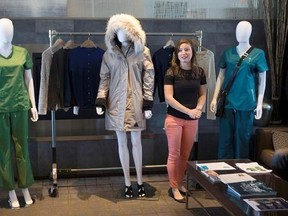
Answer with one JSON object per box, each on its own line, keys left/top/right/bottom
{"left": 47, "top": 29, "right": 203, "bottom": 197}
{"left": 49, "top": 29, "right": 203, "bottom": 46}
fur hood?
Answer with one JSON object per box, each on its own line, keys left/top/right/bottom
{"left": 105, "top": 14, "right": 146, "bottom": 54}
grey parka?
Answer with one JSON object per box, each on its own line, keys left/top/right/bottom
{"left": 96, "top": 14, "right": 154, "bottom": 131}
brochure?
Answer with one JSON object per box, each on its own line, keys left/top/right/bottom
{"left": 218, "top": 172, "right": 256, "bottom": 184}
{"left": 227, "top": 180, "right": 277, "bottom": 198}
{"left": 196, "top": 162, "right": 235, "bottom": 171}
{"left": 244, "top": 197, "right": 288, "bottom": 212}
{"left": 235, "top": 162, "right": 272, "bottom": 173}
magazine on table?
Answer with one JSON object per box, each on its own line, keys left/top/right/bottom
{"left": 235, "top": 162, "right": 272, "bottom": 173}
{"left": 227, "top": 180, "right": 277, "bottom": 198}
{"left": 196, "top": 162, "right": 235, "bottom": 171}
{"left": 244, "top": 197, "right": 288, "bottom": 212}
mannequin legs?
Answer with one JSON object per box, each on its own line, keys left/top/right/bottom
{"left": 22, "top": 188, "right": 33, "bottom": 205}
{"left": 130, "top": 131, "right": 143, "bottom": 185}
{"left": 116, "top": 131, "right": 131, "bottom": 186}
{"left": 8, "top": 188, "right": 33, "bottom": 208}
{"left": 9, "top": 190, "right": 20, "bottom": 209}
{"left": 115, "top": 130, "right": 145, "bottom": 197}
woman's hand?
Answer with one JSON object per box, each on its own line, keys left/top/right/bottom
{"left": 187, "top": 108, "right": 202, "bottom": 119}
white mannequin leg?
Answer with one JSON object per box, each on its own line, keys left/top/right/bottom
{"left": 22, "top": 188, "right": 33, "bottom": 205}
{"left": 8, "top": 190, "right": 20, "bottom": 208}
{"left": 131, "top": 131, "right": 143, "bottom": 185}
{"left": 115, "top": 130, "right": 131, "bottom": 186}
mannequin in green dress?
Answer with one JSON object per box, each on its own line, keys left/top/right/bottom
{"left": 0, "top": 18, "right": 38, "bottom": 209}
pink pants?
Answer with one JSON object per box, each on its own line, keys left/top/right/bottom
{"left": 165, "top": 114, "right": 198, "bottom": 188}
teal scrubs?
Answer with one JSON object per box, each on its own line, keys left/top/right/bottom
{"left": 218, "top": 47, "right": 268, "bottom": 159}
{"left": 0, "top": 45, "right": 34, "bottom": 190}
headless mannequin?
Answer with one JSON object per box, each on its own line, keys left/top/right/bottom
{"left": 210, "top": 21, "right": 266, "bottom": 119}
{"left": 96, "top": 29, "right": 152, "bottom": 196}
{"left": 0, "top": 18, "right": 38, "bottom": 208}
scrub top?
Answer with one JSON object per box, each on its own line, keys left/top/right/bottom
{"left": 0, "top": 45, "right": 33, "bottom": 113}
{"left": 218, "top": 47, "right": 268, "bottom": 111}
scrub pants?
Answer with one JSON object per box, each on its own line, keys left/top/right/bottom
{"left": 0, "top": 110, "right": 34, "bottom": 191}
{"left": 218, "top": 108, "right": 254, "bottom": 159}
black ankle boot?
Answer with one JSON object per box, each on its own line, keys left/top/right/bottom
{"left": 137, "top": 184, "right": 146, "bottom": 197}
{"left": 125, "top": 185, "right": 133, "bottom": 198}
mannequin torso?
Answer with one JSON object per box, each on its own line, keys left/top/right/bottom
{"left": 0, "top": 18, "right": 38, "bottom": 121}
{"left": 96, "top": 28, "right": 152, "bottom": 119}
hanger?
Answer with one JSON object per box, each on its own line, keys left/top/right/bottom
{"left": 81, "top": 35, "right": 97, "bottom": 48}
{"left": 51, "top": 38, "right": 65, "bottom": 53}
{"left": 64, "top": 39, "right": 78, "bottom": 49}
{"left": 52, "top": 38, "right": 65, "bottom": 48}
{"left": 163, "top": 34, "right": 175, "bottom": 49}
{"left": 196, "top": 45, "right": 208, "bottom": 53}
{"left": 192, "top": 38, "right": 208, "bottom": 53}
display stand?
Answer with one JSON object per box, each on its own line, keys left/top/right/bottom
{"left": 47, "top": 29, "right": 203, "bottom": 197}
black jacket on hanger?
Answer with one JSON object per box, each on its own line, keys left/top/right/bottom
{"left": 152, "top": 46, "right": 174, "bottom": 102}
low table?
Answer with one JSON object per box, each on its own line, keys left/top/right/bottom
{"left": 186, "top": 159, "right": 288, "bottom": 216}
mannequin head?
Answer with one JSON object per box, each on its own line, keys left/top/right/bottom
{"left": 117, "top": 29, "right": 128, "bottom": 44}
{"left": 0, "top": 18, "right": 14, "bottom": 44}
{"left": 236, "top": 21, "right": 252, "bottom": 43}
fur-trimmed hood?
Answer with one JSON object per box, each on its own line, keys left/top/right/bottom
{"left": 105, "top": 14, "right": 146, "bottom": 54}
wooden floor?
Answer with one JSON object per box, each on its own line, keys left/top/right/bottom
{"left": 0, "top": 174, "right": 228, "bottom": 216}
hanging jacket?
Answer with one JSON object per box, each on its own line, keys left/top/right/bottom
{"left": 96, "top": 14, "right": 154, "bottom": 131}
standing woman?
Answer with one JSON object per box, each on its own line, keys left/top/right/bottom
{"left": 164, "top": 39, "right": 206, "bottom": 202}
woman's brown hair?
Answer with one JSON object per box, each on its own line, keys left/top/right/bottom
{"left": 167, "top": 38, "right": 201, "bottom": 79}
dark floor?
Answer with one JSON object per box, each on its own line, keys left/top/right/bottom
{"left": 0, "top": 174, "right": 228, "bottom": 216}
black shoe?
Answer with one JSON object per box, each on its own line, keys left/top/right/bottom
{"left": 125, "top": 185, "right": 133, "bottom": 198}
{"left": 179, "top": 189, "right": 191, "bottom": 197}
{"left": 168, "top": 188, "right": 186, "bottom": 203}
{"left": 137, "top": 184, "right": 146, "bottom": 198}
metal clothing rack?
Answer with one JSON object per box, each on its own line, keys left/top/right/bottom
{"left": 49, "top": 29, "right": 203, "bottom": 45}
{"left": 47, "top": 29, "right": 203, "bottom": 197}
